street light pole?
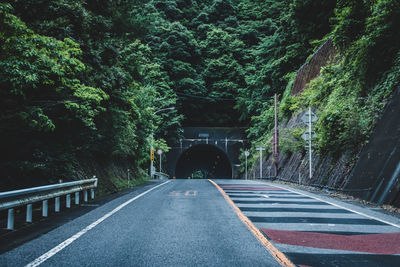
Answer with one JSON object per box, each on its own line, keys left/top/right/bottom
{"left": 159, "top": 153, "right": 162, "bottom": 172}
{"left": 149, "top": 107, "right": 175, "bottom": 178}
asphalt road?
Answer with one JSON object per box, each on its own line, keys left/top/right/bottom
{"left": 217, "top": 180, "right": 400, "bottom": 267}
{"left": 0, "top": 180, "right": 280, "bottom": 267}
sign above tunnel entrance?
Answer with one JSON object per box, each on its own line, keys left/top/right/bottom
{"left": 198, "top": 133, "right": 210, "bottom": 138}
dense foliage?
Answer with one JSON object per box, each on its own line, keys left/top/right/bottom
{"left": 1, "top": 0, "right": 399, "bottom": 186}
{"left": 251, "top": 0, "right": 400, "bottom": 161}
{"left": 0, "top": 1, "right": 181, "bottom": 188}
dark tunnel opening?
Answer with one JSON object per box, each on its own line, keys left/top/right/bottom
{"left": 175, "top": 144, "right": 232, "bottom": 179}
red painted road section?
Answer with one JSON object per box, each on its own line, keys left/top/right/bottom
{"left": 220, "top": 185, "right": 284, "bottom": 191}
{"left": 219, "top": 182, "right": 400, "bottom": 266}
{"left": 221, "top": 188, "right": 285, "bottom": 191}
{"left": 261, "top": 228, "right": 400, "bottom": 254}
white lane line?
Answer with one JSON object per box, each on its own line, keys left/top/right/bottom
{"left": 25, "top": 180, "right": 171, "bottom": 267}
{"left": 273, "top": 184, "right": 400, "bottom": 229}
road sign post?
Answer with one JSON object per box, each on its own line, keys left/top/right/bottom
{"left": 267, "top": 166, "right": 272, "bottom": 178}
{"left": 245, "top": 151, "right": 249, "bottom": 180}
{"left": 150, "top": 147, "right": 154, "bottom": 178}
{"left": 256, "top": 147, "right": 266, "bottom": 178}
{"left": 301, "top": 107, "right": 318, "bottom": 179}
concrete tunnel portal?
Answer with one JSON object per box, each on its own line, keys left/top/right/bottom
{"left": 175, "top": 144, "right": 232, "bottom": 179}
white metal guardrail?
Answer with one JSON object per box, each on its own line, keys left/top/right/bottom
{"left": 0, "top": 177, "right": 98, "bottom": 230}
{"left": 152, "top": 172, "right": 169, "bottom": 180}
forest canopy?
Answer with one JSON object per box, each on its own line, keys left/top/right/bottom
{"left": 1, "top": 0, "right": 399, "bottom": 187}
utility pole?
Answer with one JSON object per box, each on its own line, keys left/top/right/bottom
{"left": 273, "top": 93, "right": 279, "bottom": 177}
{"left": 308, "top": 106, "right": 312, "bottom": 179}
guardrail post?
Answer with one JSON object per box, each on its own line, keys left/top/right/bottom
{"left": 90, "top": 189, "right": 95, "bottom": 199}
{"left": 55, "top": 197, "right": 60, "bottom": 212}
{"left": 42, "top": 200, "right": 48, "bottom": 217}
{"left": 26, "top": 204, "right": 32, "bottom": 222}
{"left": 75, "top": 192, "right": 79, "bottom": 205}
{"left": 66, "top": 194, "right": 71, "bottom": 208}
{"left": 7, "top": 209, "right": 14, "bottom": 230}
{"left": 84, "top": 190, "right": 88, "bottom": 202}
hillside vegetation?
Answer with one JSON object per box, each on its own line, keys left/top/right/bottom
{"left": 1, "top": 0, "right": 399, "bottom": 189}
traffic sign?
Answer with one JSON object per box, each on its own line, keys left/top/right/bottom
{"left": 256, "top": 147, "right": 266, "bottom": 151}
{"left": 151, "top": 149, "right": 154, "bottom": 161}
{"left": 301, "top": 110, "right": 318, "bottom": 124}
{"left": 157, "top": 149, "right": 163, "bottom": 155}
{"left": 301, "top": 132, "right": 316, "bottom": 141}
{"left": 244, "top": 151, "right": 250, "bottom": 157}
{"left": 303, "top": 131, "right": 316, "bottom": 135}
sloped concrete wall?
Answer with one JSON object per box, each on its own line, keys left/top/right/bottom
{"left": 344, "top": 86, "right": 400, "bottom": 206}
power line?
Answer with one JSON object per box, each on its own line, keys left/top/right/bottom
{"left": 149, "top": 84, "right": 277, "bottom": 102}
{"left": 175, "top": 92, "right": 237, "bottom": 101}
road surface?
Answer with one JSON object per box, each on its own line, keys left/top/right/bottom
{"left": 217, "top": 180, "right": 400, "bottom": 267}
{"left": 1, "top": 179, "right": 400, "bottom": 267}
{"left": 0, "top": 180, "right": 279, "bottom": 267}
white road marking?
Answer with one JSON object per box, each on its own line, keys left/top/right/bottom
{"left": 261, "top": 194, "right": 269, "bottom": 198}
{"left": 25, "top": 180, "right": 171, "bottom": 267}
{"left": 274, "top": 184, "right": 400, "bottom": 229}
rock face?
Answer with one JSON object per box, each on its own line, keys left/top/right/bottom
{"left": 291, "top": 39, "right": 337, "bottom": 95}
{"left": 253, "top": 39, "right": 351, "bottom": 190}
{"left": 252, "top": 109, "right": 352, "bottom": 191}
{"left": 252, "top": 39, "right": 400, "bottom": 207}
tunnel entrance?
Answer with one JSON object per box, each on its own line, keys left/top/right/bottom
{"left": 175, "top": 144, "right": 232, "bottom": 179}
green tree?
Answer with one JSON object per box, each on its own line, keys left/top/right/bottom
{"left": 0, "top": 3, "right": 107, "bottom": 187}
